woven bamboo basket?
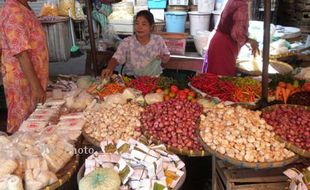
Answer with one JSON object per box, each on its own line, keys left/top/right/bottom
{"left": 261, "top": 104, "right": 310, "bottom": 158}
{"left": 82, "top": 130, "right": 101, "bottom": 147}
{"left": 42, "top": 136, "right": 83, "bottom": 190}
{"left": 43, "top": 153, "right": 80, "bottom": 190}
{"left": 142, "top": 128, "right": 208, "bottom": 157}
{"left": 197, "top": 128, "right": 299, "bottom": 169}
{"left": 237, "top": 59, "right": 293, "bottom": 76}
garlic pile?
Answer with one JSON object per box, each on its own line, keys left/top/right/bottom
{"left": 83, "top": 102, "right": 143, "bottom": 142}
{"left": 200, "top": 104, "right": 295, "bottom": 162}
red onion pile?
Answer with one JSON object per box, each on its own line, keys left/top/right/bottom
{"left": 141, "top": 99, "right": 203, "bottom": 151}
{"left": 262, "top": 105, "right": 310, "bottom": 151}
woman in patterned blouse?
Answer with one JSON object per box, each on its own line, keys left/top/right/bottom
{"left": 202, "top": 0, "right": 259, "bottom": 76}
{"left": 0, "top": 0, "right": 48, "bottom": 133}
{"left": 101, "top": 10, "right": 170, "bottom": 77}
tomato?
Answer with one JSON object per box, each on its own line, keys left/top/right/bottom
{"left": 170, "top": 85, "right": 179, "bottom": 93}
{"left": 164, "top": 88, "right": 170, "bottom": 95}
{"left": 188, "top": 91, "right": 196, "bottom": 98}
{"left": 164, "top": 95, "right": 170, "bottom": 101}
{"left": 187, "top": 95, "right": 193, "bottom": 101}
{"left": 178, "top": 91, "right": 187, "bottom": 100}
{"left": 156, "top": 88, "right": 163, "bottom": 93}
{"left": 169, "top": 92, "right": 176, "bottom": 98}
{"left": 191, "top": 98, "right": 197, "bottom": 103}
{"left": 180, "top": 94, "right": 187, "bottom": 100}
{"left": 183, "top": 88, "right": 190, "bottom": 94}
{"left": 303, "top": 82, "right": 310, "bottom": 91}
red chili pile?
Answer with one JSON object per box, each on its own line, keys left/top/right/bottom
{"left": 141, "top": 99, "right": 203, "bottom": 151}
{"left": 190, "top": 73, "right": 236, "bottom": 101}
{"left": 128, "top": 76, "right": 159, "bottom": 95}
{"left": 262, "top": 105, "right": 310, "bottom": 151}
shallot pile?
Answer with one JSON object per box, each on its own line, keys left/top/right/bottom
{"left": 200, "top": 104, "right": 295, "bottom": 162}
{"left": 141, "top": 99, "right": 203, "bottom": 151}
{"left": 262, "top": 105, "right": 310, "bottom": 151}
{"left": 83, "top": 102, "right": 143, "bottom": 142}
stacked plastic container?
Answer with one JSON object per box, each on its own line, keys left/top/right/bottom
{"left": 211, "top": 0, "right": 224, "bottom": 27}
{"left": 164, "top": 0, "right": 188, "bottom": 33}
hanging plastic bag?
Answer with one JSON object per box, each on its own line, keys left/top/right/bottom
{"left": 101, "top": 25, "right": 121, "bottom": 48}
{"left": 0, "top": 140, "right": 24, "bottom": 179}
{"left": 40, "top": 0, "right": 58, "bottom": 17}
{"left": 75, "top": 1, "right": 86, "bottom": 19}
{"left": 133, "top": 59, "right": 162, "bottom": 77}
{"left": 58, "top": 0, "right": 76, "bottom": 19}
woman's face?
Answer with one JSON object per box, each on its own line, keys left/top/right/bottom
{"left": 134, "top": 16, "right": 152, "bottom": 38}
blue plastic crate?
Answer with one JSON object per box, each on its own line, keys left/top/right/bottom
{"left": 148, "top": 0, "right": 167, "bottom": 9}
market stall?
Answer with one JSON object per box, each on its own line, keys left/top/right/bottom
{"left": 1, "top": 0, "right": 310, "bottom": 189}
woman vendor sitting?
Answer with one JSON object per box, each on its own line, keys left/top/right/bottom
{"left": 101, "top": 10, "right": 170, "bottom": 77}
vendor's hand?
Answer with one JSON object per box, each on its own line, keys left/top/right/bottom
{"left": 157, "top": 53, "right": 170, "bottom": 63}
{"left": 32, "top": 85, "right": 46, "bottom": 104}
{"left": 247, "top": 38, "right": 260, "bottom": 56}
{"left": 101, "top": 68, "right": 113, "bottom": 78}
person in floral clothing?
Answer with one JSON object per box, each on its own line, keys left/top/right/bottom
{"left": 202, "top": 0, "right": 259, "bottom": 76}
{"left": 0, "top": 0, "right": 49, "bottom": 133}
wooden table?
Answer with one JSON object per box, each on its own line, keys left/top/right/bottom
{"left": 163, "top": 52, "right": 204, "bottom": 72}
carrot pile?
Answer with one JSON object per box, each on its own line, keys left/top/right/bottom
{"left": 190, "top": 74, "right": 261, "bottom": 103}
{"left": 275, "top": 82, "right": 301, "bottom": 104}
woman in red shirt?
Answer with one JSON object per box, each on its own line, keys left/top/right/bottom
{"left": 202, "top": 0, "right": 259, "bottom": 76}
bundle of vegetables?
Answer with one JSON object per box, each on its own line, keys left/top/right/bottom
{"left": 200, "top": 104, "right": 295, "bottom": 163}
{"left": 262, "top": 105, "right": 310, "bottom": 152}
{"left": 128, "top": 76, "right": 159, "bottom": 95}
{"left": 190, "top": 73, "right": 236, "bottom": 102}
{"left": 141, "top": 99, "right": 203, "bottom": 152}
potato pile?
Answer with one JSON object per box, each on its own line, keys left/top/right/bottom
{"left": 83, "top": 102, "right": 143, "bottom": 142}
{"left": 200, "top": 104, "right": 295, "bottom": 162}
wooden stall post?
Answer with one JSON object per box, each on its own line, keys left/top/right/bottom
{"left": 259, "top": 0, "right": 271, "bottom": 107}
{"left": 85, "top": 0, "right": 98, "bottom": 76}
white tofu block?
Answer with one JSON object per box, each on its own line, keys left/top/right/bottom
{"left": 135, "top": 142, "right": 151, "bottom": 154}
{"left": 129, "top": 180, "right": 141, "bottom": 189}
{"left": 144, "top": 155, "right": 158, "bottom": 164}
{"left": 131, "top": 149, "right": 147, "bottom": 161}
{"left": 176, "top": 160, "right": 185, "bottom": 170}
{"left": 148, "top": 150, "right": 160, "bottom": 158}
{"left": 139, "top": 179, "right": 152, "bottom": 190}
{"left": 130, "top": 167, "right": 147, "bottom": 180}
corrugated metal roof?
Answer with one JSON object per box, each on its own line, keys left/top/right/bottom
{"left": 0, "top": 0, "right": 44, "bottom": 15}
